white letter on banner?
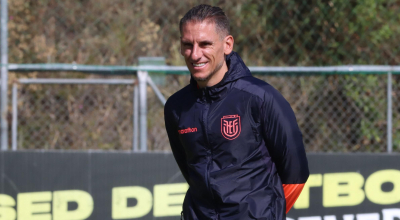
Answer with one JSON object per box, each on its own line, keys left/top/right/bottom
{"left": 17, "top": 191, "right": 52, "bottom": 220}
{"left": 324, "top": 215, "right": 337, "bottom": 220}
{"left": 112, "top": 186, "right": 152, "bottom": 219}
{"left": 382, "top": 209, "right": 400, "bottom": 220}
{"left": 53, "top": 190, "right": 94, "bottom": 220}
{"left": 153, "top": 183, "right": 188, "bottom": 217}
{"left": 356, "top": 213, "right": 379, "bottom": 220}
{"left": 0, "top": 194, "right": 16, "bottom": 220}
{"left": 343, "top": 214, "right": 355, "bottom": 220}
{"left": 299, "top": 217, "right": 322, "bottom": 220}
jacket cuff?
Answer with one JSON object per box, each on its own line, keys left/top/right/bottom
{"left": 282, "top": 183, "right": 305, "bottom": 214}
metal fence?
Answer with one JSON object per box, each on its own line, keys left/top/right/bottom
{"left": 154, "top": 68, "right": 400, "bottom": 153}
{"left": 3, "top": 65, "right": 400, "bottom": 153}
{"left": 11, "top": 78, "right": 137, "bottom": 151}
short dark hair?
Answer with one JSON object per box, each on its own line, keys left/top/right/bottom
{"left": 179, "top": 4, "right": 230, "bottom": 37}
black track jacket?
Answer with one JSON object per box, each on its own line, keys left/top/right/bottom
{"left": 164, "top": 52, "right": 309, "bottom": 220}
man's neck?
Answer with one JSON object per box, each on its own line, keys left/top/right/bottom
{"left": 197, "top": 62, "right": 228, "bottom": 88}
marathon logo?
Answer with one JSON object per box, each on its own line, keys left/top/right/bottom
{"left": 178, "top": 127, "right": 198, "bottom": 134}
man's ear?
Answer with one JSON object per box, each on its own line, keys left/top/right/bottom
{"left": 224, "top": 35, "right": 234, "bottom": 55}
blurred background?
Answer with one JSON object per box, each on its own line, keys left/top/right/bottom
{"left": 2, "top": 0, "right": 400, "bottom": 152}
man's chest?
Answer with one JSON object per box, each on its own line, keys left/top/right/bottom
{"left": 176, "top": 93, "right": 263, "bottom": 160}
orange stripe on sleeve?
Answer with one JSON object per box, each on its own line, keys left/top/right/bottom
{"left": 282, "top": 183, "right": 305, "bottom": 214}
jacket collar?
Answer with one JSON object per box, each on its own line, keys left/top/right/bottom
{"left": 190, "top": 51, "right": 251, "bottom": 102}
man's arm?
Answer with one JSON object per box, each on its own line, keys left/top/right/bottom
{"left": 261, "top": 87, "right": 309, "bottom": 213}
{"left": 164, "top": 100, "right": 190, "bottom": 184}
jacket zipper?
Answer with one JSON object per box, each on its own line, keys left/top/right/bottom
{"left": 203, "top": 100, "right": 219, "bottom": 219}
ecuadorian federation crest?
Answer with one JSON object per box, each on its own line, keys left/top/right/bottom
{"left": 221, "top": 115, "right": 241, "bottom": 140}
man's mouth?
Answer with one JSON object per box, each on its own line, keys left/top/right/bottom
{"left": 192, "top": 62, "right": 207, "bottom": 67}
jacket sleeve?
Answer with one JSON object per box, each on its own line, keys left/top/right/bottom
{"left": 260, "top": 87, "right": 309, "bottom": 211}
{"left": 164, "top": 99, "right": 190, "bottom": 184}
{"left": 283, "top": 183, "right": 305, "bottom": 213}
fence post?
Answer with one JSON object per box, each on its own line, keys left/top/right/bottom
{"left": 138, "top": 71, "right": 148, "bottom": 152}
{"left": 0, "top": 0, "right": 8, "bottom": 151}
{"left": 146, "top": 75, "right": 166, "bottom": 105}
{"left": 387, "top": 72, "right": 393, "bottom": 153}
{"left": 133, "top": 85, "right": 139, "bottom": 152}
{"left": 12, "top": 83, "right": 17, "bottom": 151}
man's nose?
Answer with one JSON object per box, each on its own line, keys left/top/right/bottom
{"left": 190, "top": 44, "right": 202, "bottom": 61}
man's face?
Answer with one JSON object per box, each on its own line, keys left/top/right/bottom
{"left": 180, "top": 20, "right": 232, "bottom": 87}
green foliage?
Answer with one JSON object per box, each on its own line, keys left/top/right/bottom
{"left": 9, "top": 0, "right": 400, "bottom": 65}
{"left": 8, "top": 0, "right": 400, "bottom": 151}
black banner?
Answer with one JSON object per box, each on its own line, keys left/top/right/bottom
{"left": 0, "top": 152, "right": 399, "bottom": 220}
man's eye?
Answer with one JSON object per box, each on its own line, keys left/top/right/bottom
{"left": 200, "top": 42, "right": 212, "bottom": 47}
{"left": 183, "top": 43, "right": 192, "bottom": 47}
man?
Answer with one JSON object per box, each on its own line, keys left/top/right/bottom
{"left": 164, "top": 4, "right": 309, "bottom": 220}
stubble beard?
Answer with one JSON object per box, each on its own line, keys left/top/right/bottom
{"left": 191, "top": 60, "right": 224, "bottom": 82}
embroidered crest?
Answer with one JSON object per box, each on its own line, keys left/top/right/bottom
{"left": 221, "top": 115, "right": 241, "bottom": 140}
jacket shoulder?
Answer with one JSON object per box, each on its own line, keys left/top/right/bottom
{"left": 164, "top": 84, "right": 192, "bottom": 115}
{"left": 235, "top": 76, "right": 282, "bottom": 102}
